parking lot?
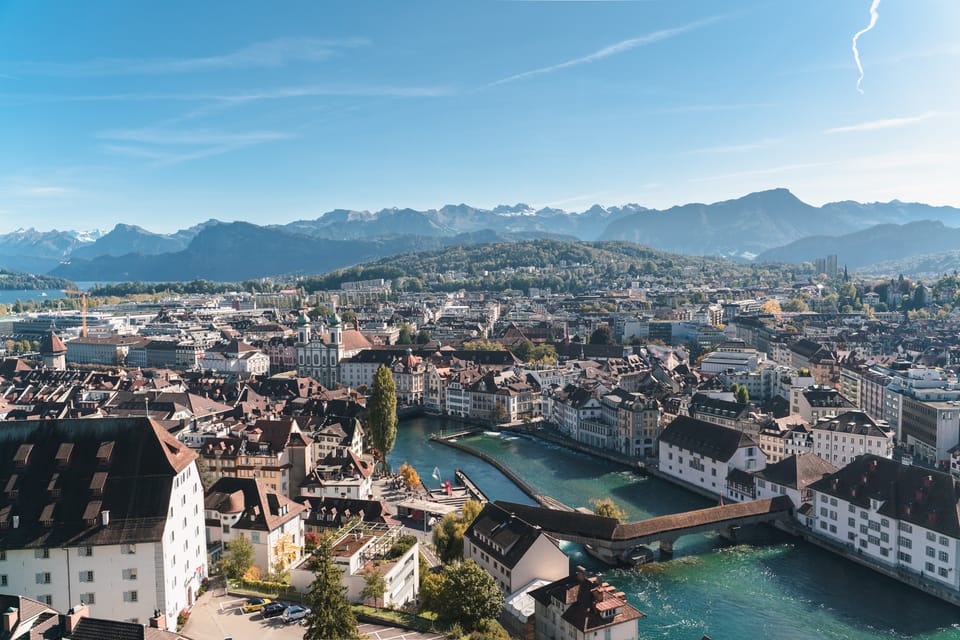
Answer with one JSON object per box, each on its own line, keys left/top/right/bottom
{"left": 182, "top": 591, "right": 445, "bottom": 640}
{"left": 182, "top": 591, "right": 307, "bottom": 640}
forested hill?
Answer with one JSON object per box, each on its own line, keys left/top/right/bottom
{"left": 300, "top": 240, "right": 755, "bottom": 293}
{"left": 0, "top": 269, "right": 75, "bottom": 290}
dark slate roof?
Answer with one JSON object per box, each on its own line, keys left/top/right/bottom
{"left": 0, "top": 418, "right": 194, "bottom": 549}
{"left": 802, "top": 388, "right": 856, "bottom": 409}
{"left": 465, "top": 502, "right": 559, "bottom": 570}
{"left": 756, "top": 453, "right": 838, "bottom": 490}
{"left": 69, "top": 617, "right": 192, "bottom": 640}
{"left": 790, "top": 338, "right": 830, "bottom": 360}
{"left": 658, "top": 415, "right": 757, "bottom": 462}
{"left": 689, "top": 394, "right": 751, "bottom": 419}
{"left": 808, "top": 455, "right": 960, "bottom": 538}
{"left": 812, "top": 410, "right": 890, "bottom": 437}
{"left": 492, "top": 501, "right": 619, "bottom": 541}
{"left": 727, "top": 468, "right": 755, "bottom": 487}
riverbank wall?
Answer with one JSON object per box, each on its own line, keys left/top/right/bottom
{"left": 430, "top": 435, "right": 573, "bottom": 511}
{"left": 507, "top": 427, "right": 646, "bottom": 472}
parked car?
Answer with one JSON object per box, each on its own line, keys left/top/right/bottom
{"left": 261, "top": 602, "right": 285, "bottom": 619}
{"left": 241, "top": 597, "right": 272, "bottom": 613}
{"left": 282, "top": 605, "right": 310, "bottom": 623}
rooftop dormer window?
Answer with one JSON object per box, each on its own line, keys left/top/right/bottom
{"left": 55, "top": 443, "right": 74, "bottom": 468}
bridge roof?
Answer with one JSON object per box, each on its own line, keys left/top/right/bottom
{"left": 495, "top": 501, "right": 619, "bottom": 539}
{"left": 495, "top": 496, "right": 793, "bottom": 543}
{"left": 611, "top": 496, "right": 792, "bottom": 540}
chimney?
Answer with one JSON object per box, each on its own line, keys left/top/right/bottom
{"left": 2, "top": 608, "right": 18, "bottom": 634}
{"left": 100, "top": 510, "right": 110, "bottom": 527}
{"left": 61, "top": 603, "right": 87, "bottom": 635}
{"left": 12, "top": 515, "right": 19, "bottom": 529}
{"left": 149, "top": 610, "right": 167, "bottom": 630}
{"left": 575, "top": 565, "right": 587, "bottom": 582}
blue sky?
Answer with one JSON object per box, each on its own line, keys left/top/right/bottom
{"left": 1, "top": 0, "right": 958, "bottom": 233}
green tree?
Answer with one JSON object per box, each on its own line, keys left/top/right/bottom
{"left": 368, "top": 365, "right": 398, "bottom": 471}
{"left": 435, "top": 561, "right": 505, "bottom": 632}
{"left": 781, "top": 297, "right": 809, "bottom": 312}
{"left": 415, "top": 329, "right": 432, "bottom": 344}
{"left": 303, "top": 537, "right": 360, "bottom": 640}
{"left": 591, "top": 497, "right": 627, "bottom": 522}
{"left": 419, "top": 570, "right": 446, "bottom": 613}
{"left": 397, "top": 323, "right": 414, "bottom": 345}
{"left": 511, "top": 339, "right": 534, "bottom": 362}
{"left": 589, "top": 325, "right": 613, "bottom": 345}
{"left": 360, "top": 567, "right": 387, "bottom": 608}
{"left": 529, "top": 343, "right": 557, "bottom": 365}
{"left": 218, "top": 535, "right": 254, "bottom": 580}
{"left": 735, "top": 385, "right": 750, "bottom": 404}
{"left": 433, "top": 499, "right": 483, "bottom": 565}
{"left": 461, "top": 339, "right": 505, "bottom": 351}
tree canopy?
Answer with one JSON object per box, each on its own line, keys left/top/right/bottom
{"left": 367, "top": 365, "right": 398, "bottom": 468}
{"left": 589, "top": 325, "right": 614, "bottom": 345}
{"left": 591, "top": 497, "right": 627, "bottom": 522}
{"left": 433, "top": 499, "right": 483, "bottom": 564}
{"left": 303, "top": 536, "right": 360, "bottom": 640}
{"left": 218, "top": 535, "right": 254, "bottom": 580}
{"left": 433, "top": 561, "right": 505, "bottom": 632}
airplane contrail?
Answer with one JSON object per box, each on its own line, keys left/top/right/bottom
{"left": 852, "top": 0, "right": 881, "bottom": 94}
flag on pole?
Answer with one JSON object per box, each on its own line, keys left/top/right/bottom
{"left": 432, "top": 466, "right": 441, "bottom": 481}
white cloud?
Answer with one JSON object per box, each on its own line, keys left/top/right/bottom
{"left": 98, "top": 128, "right": 291, "bottom": 146}
{"left": 98, "top": 127, "right": 293, "bottom": 166}
{"left": 489, "top": 17, "right": 720, "bottom": 87}
{"left": 825, "top": 112, "right": 940, "bottom": 134}
{"left": 1, "top": 37, "right": 368, "bottom": 77}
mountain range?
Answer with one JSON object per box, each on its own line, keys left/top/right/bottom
{"left": 1, "top": 189, "right": 958, "bottom": 280}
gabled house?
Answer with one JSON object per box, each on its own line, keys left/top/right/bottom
{"left": 658, "top": 415, "right": 766, "bottom": 499}
{"left": 300, "top": 450, "right": 374, "bottom": 501}
{"left": 464, "top": 503, "right": 568, "bottom": 596}
{"left": 754, "top": 452, "right": 838, "bottom": 511}
{"left": 204, "top": 477, "right": 305, "bottom": 576}
{"left": 529, "top": 570, "right": 645, "bottom": 640}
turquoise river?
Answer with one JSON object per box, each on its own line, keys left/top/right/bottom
{"left": 388, "top": 417, "right": 960, "bottom": 639}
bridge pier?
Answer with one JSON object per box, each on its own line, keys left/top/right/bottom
{"left": 658, "top": 539, "right": 674, "bottom": 559}
{"left": 719, "top": 526, "right": 740, "bottom": 542}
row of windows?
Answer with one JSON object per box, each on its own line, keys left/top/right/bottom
{"left": 34, "top": 568, "right": 139, "bottom": 584}
{"left": 2, "top": 545, "right": 136, "bottom": 561}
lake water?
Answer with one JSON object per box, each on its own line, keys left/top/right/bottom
{"left": 0, "top": 282, "right": 100, "bottom": 307}
{"left": 389, "top": 417, "right": 960, "bottom": 639}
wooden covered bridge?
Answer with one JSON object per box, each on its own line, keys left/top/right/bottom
{"left": 495, "top": 496, "right": 794, "bottom": 564}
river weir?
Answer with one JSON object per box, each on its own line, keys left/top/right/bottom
{"left": 390, "top": 416, "right": 960, "bottom": 639}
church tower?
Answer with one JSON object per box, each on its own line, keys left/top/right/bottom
{"left": 39, "top": 330, "right": 67, "bottom": 371}
{"left": 296, "top": 310, "right": 311, "bottom": 376}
